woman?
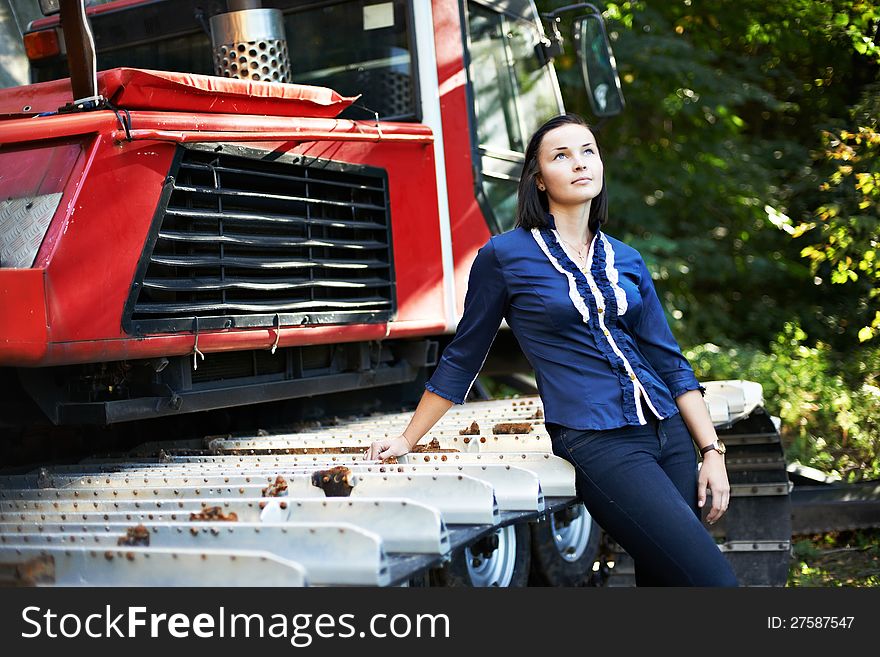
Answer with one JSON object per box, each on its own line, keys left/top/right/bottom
{"left": 364, "top": 113, "right": 738, "bottom": 587}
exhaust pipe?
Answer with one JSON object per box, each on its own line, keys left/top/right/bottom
{"left": 210, "top": 0, "right": 292, "bottom": 83}
{"left": 57, "top": 0, "right": 100, "bottom": 107}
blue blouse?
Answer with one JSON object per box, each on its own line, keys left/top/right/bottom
{"left": 425, "top": 213, "right": 705, "bottom": 430}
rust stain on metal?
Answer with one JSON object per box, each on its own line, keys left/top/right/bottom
{"left": 530, "top": 408, "right": 544, "bottom": 419}
{"left": 412, "top": 438, "right": 440, "bottom": 451}
{"left": 459, "top": 421, "right": 480, "bottom": 435}
{"left": 311, "top": 466, "right": 353, "bottom": 497}
{"left": 411, "top": 438, "right": 457, "bottom": 453}
{"left": 262, "top": 475, "right": 289, "bottom": 497}
{"left": 189, "top": 506, "right": 239, "bottom": 522}
{"left": 117, "top": 524, "right": 150, "bottom": 547}
{"left": 492, "top": 422, "right": 533, "bottom": 434}
{"left": 218, "top": 446, "right": 370, "bottom": 456}
{"left": 284, "top": 446, "right": 362, "bottom": 455}
{"left": 0, "top": 554, "right": 55, "bottom": 586}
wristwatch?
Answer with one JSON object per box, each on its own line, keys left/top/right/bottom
{"left": 699, "top": 440, "right": 726, "bottom": 458}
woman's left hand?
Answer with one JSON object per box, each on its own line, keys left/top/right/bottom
{"left": 697, "top": 452, "right": 730, "bottom": 525}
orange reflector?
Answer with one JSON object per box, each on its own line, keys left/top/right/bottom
{"left": 23, "top": 29, "right": 60, "bottom": 61}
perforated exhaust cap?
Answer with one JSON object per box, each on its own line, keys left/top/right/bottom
{"left": 210, "top": 8, "right": 292, "bottom": 83}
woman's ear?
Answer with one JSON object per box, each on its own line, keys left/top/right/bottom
{"left": 536, "top": 175, "right": 545, "bottom": 192}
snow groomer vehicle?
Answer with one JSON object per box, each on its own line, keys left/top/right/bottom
{"left": 0, "top": 0, "right": 790, "bottom": 586}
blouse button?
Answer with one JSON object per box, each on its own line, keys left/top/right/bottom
{"left": 629, "top": 373, "right": 636, "bottom": 381}
{"left": 603, "top": 329, "right": 609, "bottom": 336}
{"left": 598, "top": 307, "right": 604, "bottom": 314}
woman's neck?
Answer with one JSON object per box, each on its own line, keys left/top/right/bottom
{"left": 549, "top": 201, "right": 594, "bottom": 245}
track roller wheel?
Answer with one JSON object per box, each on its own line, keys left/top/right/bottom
{"left": 432, "top": 522, "right": 531, "bottom": 587}
{"left": 528, "top": 503, "right": 602, "bottom": 586}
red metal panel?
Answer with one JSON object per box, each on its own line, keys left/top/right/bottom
{"left": 42, "top": 136, "right": 177, "bottom": 345}
{"left": 433, "top": 0, "right": 492, "bottom": 317}
{"left": 0, "top": 269, "right": 48, "bottom": 365}
{"left": 36, "top": 320, "right": 448, "bottom": 366}
{"left": 343, "top": 139, "right": 445, "bottom": 326}
{"left": 40, "top": 323, "right": 393, "bottom": 366}
{"left": 0, "top": 114, "right": 445, "bottom": 366}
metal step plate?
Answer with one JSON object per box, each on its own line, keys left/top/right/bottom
{"left": 1, "top": 521, "right": 388, "bottom": 586}
{"left": 0, "top": 545, "right": 308, "bottom": 586}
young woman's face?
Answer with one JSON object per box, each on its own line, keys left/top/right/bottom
{"left": 536, "top": 123, "right": 604, "bottom": 209}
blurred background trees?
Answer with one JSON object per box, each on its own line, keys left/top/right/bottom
{"left": 539, "top": 0, "right": 879, "bottom": 480}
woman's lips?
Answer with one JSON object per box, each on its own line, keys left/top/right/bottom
{"left": 572, "top": 177, "right": 593, "bottom": 184}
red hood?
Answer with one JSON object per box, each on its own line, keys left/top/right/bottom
{"left": 0, "top": 68, "right": 358, "bottom": 118}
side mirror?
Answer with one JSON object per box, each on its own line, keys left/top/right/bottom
{"left": 573, "top": 13, "right": 624, "bottom": 117}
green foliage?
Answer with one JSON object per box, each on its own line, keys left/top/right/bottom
{"left": 789, "top": 529, "right": 880, "bottom": 587}
{"left": 687, "top": 324, "right": 880, "bottom": 481}
{"left": 794, "top": 83, "right": 880, "bottom": 343}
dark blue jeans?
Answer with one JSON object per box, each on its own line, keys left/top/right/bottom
{"left": 546, "top": 409, "right": 738, "bottom": 587}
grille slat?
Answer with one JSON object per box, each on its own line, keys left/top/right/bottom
{"left": 142, "top": 276, "right": 392, "bottom": 292}
{"left": 156, "top": 231, "right": 388, "bottom": 249}
{"left": 148, "top": 254, "right": 385, "bottom": 270}
{"left": 134, "top": 299, "right": 391, "bottom": 315}
{"left": 178, "top": 161, "right": 385, "bottom": 193}
{"left": 127, "top": 148, "right": 395, "bottom": 333}
{"left": 165, "top": 207, "right": 387, "bottom": 231}
{"left": 172, "top": 184, "right": 387, "bottom": 212}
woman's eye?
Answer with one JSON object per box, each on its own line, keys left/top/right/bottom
{"left": 554, "top": 153, "right": 566, "bottom": 160}
{"left": 584, "top": 148, "right": 595, "bottom": 155}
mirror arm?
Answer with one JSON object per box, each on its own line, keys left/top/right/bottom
{"left": 541, "top": 3, "right": 603, "bottom": 20}
{"left": 538, "top": 0, "right": 604, "bottom": 64}
{"left": 536, "top": 18, "right": 565, "bottom": 66}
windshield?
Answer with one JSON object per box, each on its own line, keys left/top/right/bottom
{"left": 29, "top": 0, "right": 417, "bottom": 121}
{"left": 466, "top": 0, "right": 562, "bottom": 232}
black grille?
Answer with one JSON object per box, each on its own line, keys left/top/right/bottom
{"left": 190, "top": 349, "right": 288, "bottom": 384}
{"left": 125, "top": 146, "right": 395, "bottom": 334}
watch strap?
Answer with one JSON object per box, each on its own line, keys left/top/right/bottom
{"left": 700, "top": 442, "right": 720, "bottom": 456}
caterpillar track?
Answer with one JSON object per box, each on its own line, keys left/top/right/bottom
{"left": 0, "top": 380, "right": 791, "bottom": 587}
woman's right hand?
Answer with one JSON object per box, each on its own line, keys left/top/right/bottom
{"left": 363, "top": 434, "right": 413, "bottom": 461}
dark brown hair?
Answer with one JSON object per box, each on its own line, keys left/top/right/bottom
{"left": 514, "top": 113, "right": 608, "bottom": 233}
